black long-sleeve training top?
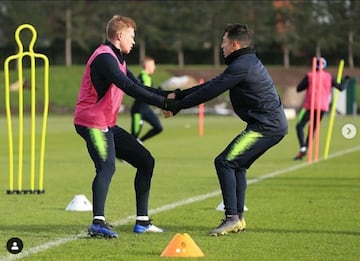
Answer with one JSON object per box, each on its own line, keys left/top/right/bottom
{"left": 178, "top": 47, "right": 288, "bottom": 136}
{"left": 89, "top": 40, "right": 168, "bottom": 107}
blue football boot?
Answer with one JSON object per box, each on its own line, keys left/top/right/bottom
{"left": 88, "top": 220, "right": 118, "bottom": 238}
{"left": 133, "top": 219, "right": 165, "bottom": 234}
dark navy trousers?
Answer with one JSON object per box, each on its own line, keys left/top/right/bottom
{"left": 131, "top": 106, "right": 163, "bottom": 142}
{"left": 296, "top": 108, "right": 325, "bottom": 148}
{"left": 214, "top": 129, "right": 285, "bottom": 216}
{"left": 75, "top": 124, "right": 154, "bottom": 218}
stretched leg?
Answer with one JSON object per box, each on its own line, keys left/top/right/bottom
{"left": 296, "top": 108, "right": 309, "bottom": 149}
{"left": 214, "top": 130, "right": 270, "bottom": 216}
{"left": 305, "top": 110, "right": 325, "bottom": 147}
{"left": 210, "top": 130, "right": 284, "bottom": 236}
{"left": 112, "top": 126, "right": 164, "bottom": 233}
{"left": 112, "top": 126, "right": 153, "bottom": 216}
{"left": 214, "top": 154, "right": 237, "bottom": 216}
{"left": 131, "top": 112, "right": 143, "bottom": 139}
{"left": 294, "top": 109, "right": 310, "bottom": 160}
{"left": 235, "top": 168, "right": 247, "bottom": 232}
{"left": 75, "top": 125, "right": 116, "bottom": 217}
{"left": 235, "top": 168, "right": 247, "bottom": 218}
{"left": 140, "top": 108, "right": 163, "bottom": 142}
{"left": 75, "top": 125, "right": 118, "bottom": 238}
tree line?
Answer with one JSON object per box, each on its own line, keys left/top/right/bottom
{"left": 0, "top": 0, "right": 359, "bottom": 68}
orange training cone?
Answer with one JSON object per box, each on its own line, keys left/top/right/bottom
{"left": 160, "top": 233, "right": 204, "bottom": 258}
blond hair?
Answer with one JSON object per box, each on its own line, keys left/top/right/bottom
{"left": 106, "top": 15, "right": 137, "bottom": 39}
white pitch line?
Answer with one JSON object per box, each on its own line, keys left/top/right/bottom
{"left": 1, "top": 145, "right": 359, "bottom": 261}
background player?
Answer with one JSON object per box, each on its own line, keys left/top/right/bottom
{"left": 130, "top": 56, "right": 163, "bottom": 142}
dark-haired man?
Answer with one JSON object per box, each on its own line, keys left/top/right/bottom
{"left": 164, "top": 24, "right": 288, "bottom": 236}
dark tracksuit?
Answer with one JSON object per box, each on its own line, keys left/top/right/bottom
{"left": 177, "top": 47, "right": 288, "bottom": 217}
{"left": 74, "top": 41, "right": 171, "bottom": 219}
{"left": 130, "top": 71, "right": 163, "bottom": 142}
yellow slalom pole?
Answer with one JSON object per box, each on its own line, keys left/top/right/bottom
{"left": 324, "top": 59, "right": 344, "bottom": 159}
{"left": 4, "top": 30, "right": 26, "bottom": 193}
{"left": 38, "top": 53, "right": 49, "bottom": 191}
{"left": 4, "top": 55, "right": 15, "bottom": 191}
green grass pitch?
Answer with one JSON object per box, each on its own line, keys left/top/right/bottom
{"left": 0, "top": 114, "right": 359, "bottom": 260}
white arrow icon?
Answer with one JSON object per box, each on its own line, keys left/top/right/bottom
{"left": 341, "top": 124, "right": 357, "bottom": 139}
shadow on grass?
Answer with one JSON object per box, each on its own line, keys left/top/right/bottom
{"left": 110, "top": 224, "right": 360, "bottom": 238}
{"left": 1, "top": 224, "right": 85, "bottom": 235}
{"left": 250, "top": 227, "right": 360, "bottom": 236}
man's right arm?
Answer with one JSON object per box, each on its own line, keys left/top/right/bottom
{"left": 174, "top": 84, "right": 204, "bottom": 99}
{"left": 296, "top": 76, "right": 308, "bottom": 92}
{"left": 91, "top": 54, "right": 176, "bottom": 110}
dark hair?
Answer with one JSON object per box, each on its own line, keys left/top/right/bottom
{"left": 224, "top": 24, "right": 252, "bottom": 47}
{"left": 316, "top": 57, "right": 327, "bottom": 70}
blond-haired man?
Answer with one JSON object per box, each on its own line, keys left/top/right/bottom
{"left": 74, "top": 15, "right": 175, "bottom": 238}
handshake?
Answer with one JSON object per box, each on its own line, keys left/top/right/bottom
{"left": 162, "top": 92, "right": 181, "bottom": 118}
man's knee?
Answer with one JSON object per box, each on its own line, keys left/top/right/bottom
{"left": 97, "top": 162, "right": 116, "bottom": 179}
{"left": 214, "top": 155, "right": 229, "bottom": 171}
{"left": 153, "top": 125, "right": 163, "bottom": 134}
{"left": 139, "top": 151, "right": 155, "bottom": 170}
{"left": 296, "top": 123, "right": 303, "bottom": 132}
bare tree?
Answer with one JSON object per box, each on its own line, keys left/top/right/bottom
{"left": 65, "top": 2, "right": 72, "bottom": 66}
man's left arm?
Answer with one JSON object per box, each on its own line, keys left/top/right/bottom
{"left": 126, "top": 68, "right": 171, "bottom": 96}
{"left": 333, "top": 75, "right": 351, "bottom": 91}
{"left": 178, "top": 67, "right": 239, "bottom": 109}
{"left": 127, "top": 70, "right": 140, "bottom": 83}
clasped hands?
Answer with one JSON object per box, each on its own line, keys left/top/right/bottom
{"left": 162, "top": 92, "right": 179, "bottom": 118}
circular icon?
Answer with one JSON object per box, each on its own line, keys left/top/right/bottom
{"left": 342, "top": 124, "right": 357, "bottom": 139}
{"left": 6, "top": 237, "right": 23, "bottom": 254}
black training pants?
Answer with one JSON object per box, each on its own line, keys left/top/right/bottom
{"left": 75, "top": 124, "right": 154, "bottom": 218}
